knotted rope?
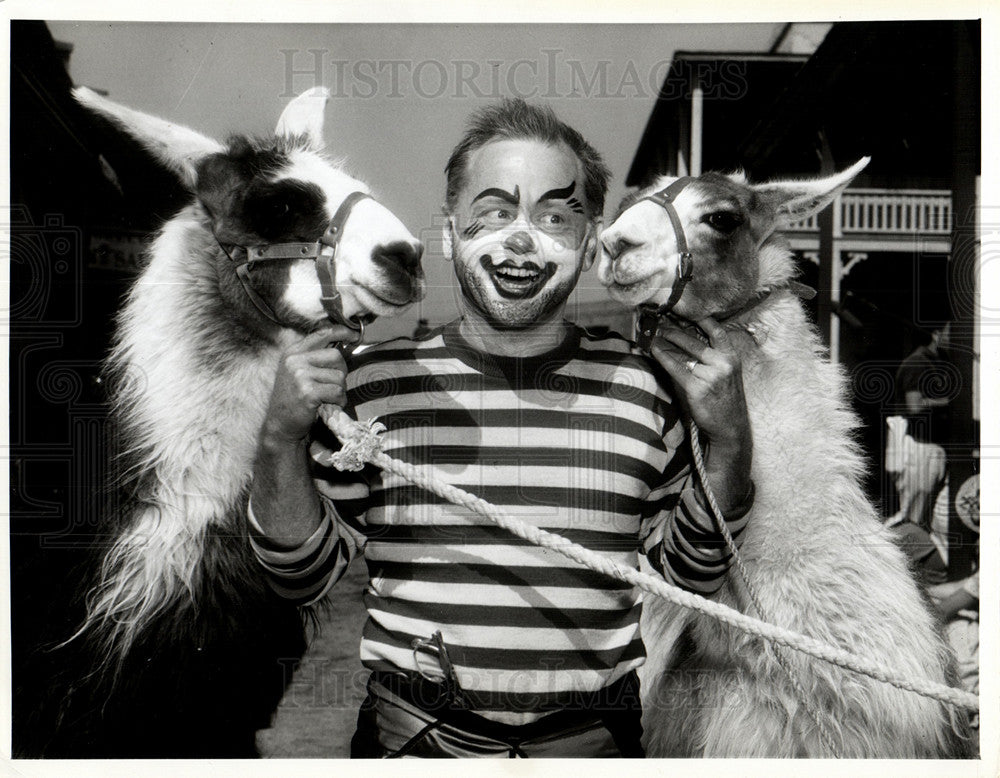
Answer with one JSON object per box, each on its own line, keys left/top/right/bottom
{"left": 317, "top": 404, "right": 979, "bottom": 713}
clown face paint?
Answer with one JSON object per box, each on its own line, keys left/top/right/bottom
{"left": 448, "top": 138, "right": 597, "bottom": 330}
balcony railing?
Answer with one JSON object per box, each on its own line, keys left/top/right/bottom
{"left": 786, "top": 189, "right": 952, "bottom": 235}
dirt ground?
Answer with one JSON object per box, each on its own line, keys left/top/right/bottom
{"left": 256, "top": 561, "right": 370, "bottom": 759}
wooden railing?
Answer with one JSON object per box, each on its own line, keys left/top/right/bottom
{"left": 786, "top": 189, "right": 952, "bottom": 235}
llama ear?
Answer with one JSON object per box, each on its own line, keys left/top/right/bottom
{"left": 754, "top": 157, "right": 870, "bottom": 225}
{"left": 73, "top": 86, "right": 224, "bottom": 190}
{"left": 193, "top": 154, "right": 244, "bottom": 234}
{"left": 441, "top": 217, "right": 455, "bottom": 262}
{"left": 274, "top": 87, "right": 329, "bottom": 149}
{"left": 581, "top": 220, "right": 602, "bottom": 272}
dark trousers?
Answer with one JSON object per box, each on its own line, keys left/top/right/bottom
{"left": 351, "top": 670, "right": 645, "bottom": 758}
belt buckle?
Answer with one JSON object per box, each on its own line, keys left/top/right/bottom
{"left": 411, "top": 631, "right": 468, "bottom": 708}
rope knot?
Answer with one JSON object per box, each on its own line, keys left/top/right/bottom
{"left": 318, "top": 407, "right": 386, "bottom": 471}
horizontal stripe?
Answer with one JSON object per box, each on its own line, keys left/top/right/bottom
{"left": 362, "top": 620, "right": 645, "bottom": 675}
{"left": 263, "top": 538, "right": 351, "bottom": 590}
{"left": 374, "top": 578, "right": 639, "bottom": 609}
{"left": 362, "top": 501, "right": 640, "bottom": 534}
{"left": 662, "top": 548, "right": 732, "bottom": 589}
{"left": 366, "top": 560, "right": 632, "bottom": 590}
{"left": 384, "top": 444, "right": 662, "bottom": 486}
{"left": 366, "top": 541, "right": 636, "bottom": 570}
{"left": 375, "top": 424, "right": 669, "bottom": 469}
{"left": 247, "top": 501, "right": 332, "bottom": 561}
{"left": 550, "top": 359, "right": 664, "bottom": 397}
{"left": 365, "top": 608, "right": 641, "bottom": 652}
{"left": 373, "top": 597, "right": 642, "bottom": 632}
{"left": 362, "top": 524, "right": 640, "bottom": 552}
{"left": 375, "top": 407, "right": 666, "bottom": 443}
{"left": 367, "top": 484, "right": 646, "bottom": 515}
{"left": 264, "top": 559, "right": 347, "bottom": 605}
{"left": 349, "top": 375, "right": 671, "bottom": 421}
{"left": 351, "top": 330, "right": 645, "bottom": 377}
{"left": 375, "top": 466, "right": 648, "bottom": 505}
{"left": 256, "top": 535, "right": 336, "bottom": 576}
{"left": 348, "top": 338, "right": 450, "bottom": 371}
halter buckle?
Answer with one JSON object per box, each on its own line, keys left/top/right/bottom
{"left": 633, "top": 179, "right": 697, "bottom": 350}
{"left": 217, "top": 190, "right": 374, "bottom": 337}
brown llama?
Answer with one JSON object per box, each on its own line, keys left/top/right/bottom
{"left": 597, "top": 161, "right": 972, "bottom": 758}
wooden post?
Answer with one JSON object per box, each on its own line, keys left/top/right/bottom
{"left": 816, "top": 131, "right": 836, "bottom": 356}
{"left": 946, "top": 21, "right": 979, "bottom": 579}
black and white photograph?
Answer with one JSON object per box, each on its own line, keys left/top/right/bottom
{"left": 4, "top": 2, "right": 994, "bottom": 772}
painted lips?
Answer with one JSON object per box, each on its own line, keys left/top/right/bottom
{"left": 479, "top": 255, "right": 555, "bottom": 299}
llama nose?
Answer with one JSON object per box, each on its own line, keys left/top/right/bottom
{"left": 602, "top": 236, "right": 642, "bottom": 263}
{"left": 372, "top": 240, "right": 423, "bottom": 272}
{"left": 503, "top": 231, "right": 535, "bottom": 256}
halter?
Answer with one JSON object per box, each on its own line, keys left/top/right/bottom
{"left": 632, "top": 177, "right": 815, "bottom": 350}
{"left": 633, "top": 176, "right": 696, "bottom": 350}
{"left": 218, "top": 190, "right": 374, "bottom": 343}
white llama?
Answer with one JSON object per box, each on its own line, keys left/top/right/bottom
{"left": 597, "top": 162, "right": 971, "bottom": 758}
{"left": 37, "top": 87, "right": 425, "bottom": 757}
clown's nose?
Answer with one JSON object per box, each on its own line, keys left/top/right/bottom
{"left": 503, "top": 231, "right": 535, "bottom": 256}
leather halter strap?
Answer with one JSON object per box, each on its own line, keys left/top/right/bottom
{"left": 634, "top": 176, "right": 696, "bottom": 350}
{"left": 315, "top": 190, "right": 373, "bottom": 332}
{"left": 631, "top": 177, "right": 817, "bottom": 350}
{"left": 219, "top": 190, "right": 373, "bottom": 338}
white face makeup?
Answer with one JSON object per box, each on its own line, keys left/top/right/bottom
{"left": 447, "top": 138, "right": 596, "bottom": 330}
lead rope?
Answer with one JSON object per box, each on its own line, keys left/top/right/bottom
{"left": 686, "top": 420, "right": 841, "bottom": 756}
{"left": 317, "top": 405, "right": 979, "bottom": 713}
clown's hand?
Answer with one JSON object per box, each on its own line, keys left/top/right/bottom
{"left": 650, "top": 316, "right": 753, "bottom": 513}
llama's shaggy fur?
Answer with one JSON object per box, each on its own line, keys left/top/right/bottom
{"left": 80, "top": 208, "right": 297, "bottom": 666}
{"left": 29, "top": 88, "right": 424, "bottom": 757}
{"left": 601, "top": 166, "right": 972, "bottom": 758}
{"left": 39, "top": 210, "right": 309, "bottom": 756}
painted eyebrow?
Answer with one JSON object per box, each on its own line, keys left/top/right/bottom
{"left": 538, "top": 181, "right": 577, "bottom": 202}
{"left": 471, "top": 186, "right": 520, "bottom": 206}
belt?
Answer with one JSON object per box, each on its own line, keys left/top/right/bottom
{"left": 369, "top": 669, "right": 643, "bottom": 746}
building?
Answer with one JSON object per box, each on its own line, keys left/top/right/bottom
{"left": 622, "top": 21, "right": 980, "bottom": 574}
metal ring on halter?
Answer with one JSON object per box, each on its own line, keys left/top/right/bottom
{"left": 336, "top": 317, "right": 365, "bottom": 357}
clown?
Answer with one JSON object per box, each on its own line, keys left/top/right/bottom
{"left": 250, "top": 98, "right": 754, "bottom": 758}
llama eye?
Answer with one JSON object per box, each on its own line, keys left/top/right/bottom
{"left": 705, "top": 211, "right": 744, "bottom": 233}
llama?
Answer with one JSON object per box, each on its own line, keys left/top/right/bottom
{"left": 31, "top": 87, "right": 424, "bottom": 757}
{"left": 597, "top": 162, "right": 972, "bottom": 758}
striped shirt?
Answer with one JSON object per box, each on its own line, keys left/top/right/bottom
{"left": 249, "top": 320, "right": 752, "bottom": 716}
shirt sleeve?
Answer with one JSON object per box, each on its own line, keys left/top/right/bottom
{"left": 640, "top": 416, "right": 754, "bottom": 596}
{"left": 247, "top": 490, "right": 366, "bottom": 607}
{"left": 247, "top": 416, "right": 371, "bottom": 607}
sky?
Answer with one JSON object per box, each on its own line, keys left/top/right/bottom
{"left": 48, "top": 21, "right": 788, "bottom": 340}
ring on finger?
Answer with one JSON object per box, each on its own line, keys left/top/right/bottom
{"left": 685, "top": 359, "right": 698, "bottom": 373}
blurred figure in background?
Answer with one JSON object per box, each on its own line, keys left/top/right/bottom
{"left": 928, "top": 565, "right": 979, "bottom": 732}
{"left": 885, "top": 322, "right": 954, "bottom": 585}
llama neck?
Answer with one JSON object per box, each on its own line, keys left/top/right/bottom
{"left": 110, "top": 207, "right": 297, "bottom": 518}
{"left": 727, "top": 288, "right": 871, "bottom": 514}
